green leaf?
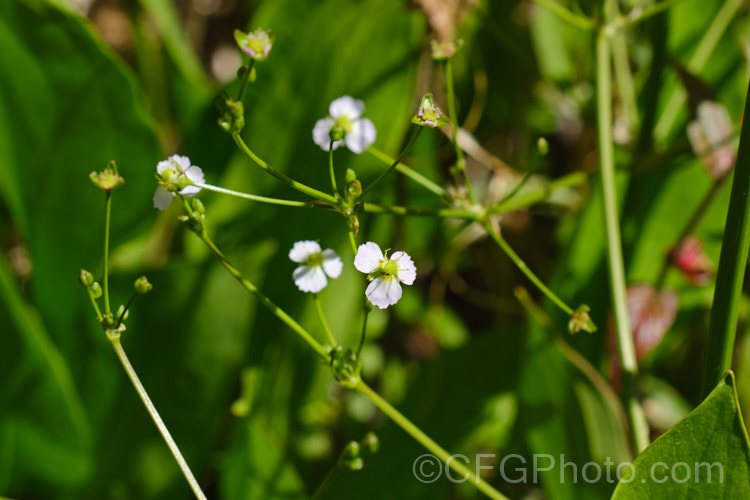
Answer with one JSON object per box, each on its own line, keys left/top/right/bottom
{"left": 611, "top": 372, "right": 750, "bottom": 499}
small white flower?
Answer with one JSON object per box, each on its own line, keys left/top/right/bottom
{"left": 354, "top": 241, "right": 416, "bottom": 309}
{"left": 153, "top": 155, "right": 205, "bottom": 210}
{"left": 289, "top": 240, "right": 343, "bottom": 293}
{"left": 312, "top": 96, "right": 377, "bottom": 154}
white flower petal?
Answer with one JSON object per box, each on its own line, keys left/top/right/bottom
{"left": 321, "top": 249, "right": 343, "bottom": 279}
{"left": 153, "top": 186, "right": 174, "bottom": 210}
{"left": 293, "top": 265, "right": 328, "bottom": 293}
{"left": 313, "top": 118, "right": 342, "bottom": 151}
{"left": 345, "top": 118, "right": 377, "bottom": 154}
{"left": 289, "top": 240, "right": 322, "bottom": 263}
{"left": 169, "top": 154, "right": 192, "bottom": 172}
{"left": 179, "top": 166, "right": 204, "bottom": 196}
{"left": 366, "top": 277, "right": 402, "bottom": 309}
{"left": 354, "top": 242, "right": 383, "bottom": 274}
{"left": 391, "top": 251, "right": 416, "bottom": 285}
{"left": 329, "top": 96, "right": 364, "bottom": 121}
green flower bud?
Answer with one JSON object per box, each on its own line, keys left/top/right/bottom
{"left": 346, "top": 179, "right": 362, "bottom": 200}
{"left": 361, "top": 432, "right": 379, "bottom": 455}
{"left": 537, "top": 137, "right": 549, "bottom": 156}
{"left": 411, "top": 93, "right": 449, "bottom": 128}
{"left": 90, "top": 282, "right": 102, "bottom": 299}
{"left": 134, "top": 276, "right": 153, "bottom": 294}
{"left": 79, "top": 269, "right": 94, "bottom": 287}
{"left": 234, "top": 28, "right": 275, "bottom": 61}
{"left": 329, "top": 346, "right": 360, "bottom": 388}
{"left": 90, "top": 161, "right": 124, "bottom": 191}
{"left": 430, "top": 38, "right": 464, "bottom": 60}
{"left": 329, "top": 124, "right": 345, "bottom": 142}
{"left": 568, "top": 305, "right": 597, "bottom": 334}
{"left": 345, "top": 168, "right": 357, "bottom": 184}
{"left": 116, "top": 304, "right": 129, "bottom": 322}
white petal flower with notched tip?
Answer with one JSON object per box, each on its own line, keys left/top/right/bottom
{"left": 289, "top": 240, "right": 343, "bottom": 293}
{"left": 354, "top": 241, "right": 416, "bottom": 309}
{"left": 312, "top": 96, "right": 377, "bottom": 154}
{"left": 153, "top": 155, "right": 205, "bottom": 210}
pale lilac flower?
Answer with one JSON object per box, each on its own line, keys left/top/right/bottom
{"left": 154, "top": 155, "right": 204, "bottom": 210}
{"left": 312, "top": 96, "right": 377, "bottom": 154}
{"left": 354, "top": 242, "right": 416, "bottom": 309}
{"left": 289, "top": 240, "right": 343, "bottom": 293}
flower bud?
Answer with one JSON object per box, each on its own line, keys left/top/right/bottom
{"left": 345, "top": 168, "right": 357, "bottom": 184}
{"left": 411, "top": 93, "right": 449, "bottom": 128}
{"left": 537, "top": 137, "right": 549, "bottom": 156}
{"left": 329, "top": 124, "right": 345, "bottom": 142}
{"left": 234, "top": 28, "right": 275, "bottom": 61}
{"left": 361, "top": 432, "right": 379, "bottom": 455}
{"left": 346, "top": 180, "right": 362, "bottom": 200}
{"left": 116, "top": 304, "right": 129, "bottom": 322}
{"left": 134, "top": 276, "right": 153, "bottom": 294}
{"left": 329, "top": 346, "right": 360, "bottom": 387}
{"left": 568, "top": 304, "right": 596, "bottom": 334}
{"left": 90, "top": 282, "right": 102, "bottom": 299}
{"left": 79, "top": 269, "right": 94, "bottom": 287}
{"left": 430, "top": 38, "right": 463, "bottom": 60}
{"left": 669, "top": 236, "right": 713, "bottom": 285}
{"left": 89, "top": 161, "right": 124, "bottom": 191}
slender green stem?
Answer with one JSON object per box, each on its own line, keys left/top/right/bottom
{"left": 496, "top": 167, "right": 540, "bottom": 207}
{"left": 484, "top": 222, "right": 574, "bottom": 315}
{"left": 361, "top": 127, "right": 423, "bottom": 198}
{"left": 531, "top": 0, "right": 595, "bottom": 30}
{"left": 607, "top": 0, "right": 639, "bottom": 135}
{"left": 362, "top": 202, "right": 482, "bottom": 220}
{"left": 102, "top": 191, "right": 112, "bottom": 315}
{"left": 87, "top": 288, "right": 103, "bottom": 321}
{"left": 197, "top": 231, "right": 329, "bottom": 360}
{"left": 596, "top": 31, "right": 650, "bottom": 452}
{"left": 348, "top": 230, "right": 358, "bottom": 255}
{"left": 356, "top": 309, "right": 369, "bottom": 360}
{"left": 232, "top": 133, "right": 339, "bottom": 205}
{"left": 329, "top": 139, "right": 339, "bottom": 197}
{"left": 702, "top": 80, "right": 750, "bottom": 397}
{"left": 313, "top": 294, "right": 337, "bottom": 347}
{"left": 355, "top": 380, "right": 507, "bottom": 500}
{"left": 110, "top": 338, "right": 207, "bottom": 500}
{"left": 367, "top": 147, "right": 446, "bottom": 197}
{"left": 236, "top": 60, "right": 255, "bottom": 101}
{"left": 194, "top": 182, "right": 324, "bottom": 209}
{"left": 654, "top": 0, "right": 743, "bottom": 142}
{"left": 445, "top": 59, "right": 477, "bottom": 204}
{"left": 487, "top": 171, "right": 589, "bottom": 214}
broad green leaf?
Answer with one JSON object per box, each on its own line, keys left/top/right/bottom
{"left": 611, "top": 372, "right": 750, "bottom": 499}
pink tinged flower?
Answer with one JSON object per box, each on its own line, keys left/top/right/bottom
{"left": 669, "top": 236, "right": 713, "bottom": 285}
{"left": 233, "top": 28, "right": 274, "bottom": 61}
{"left": 153, "top": 155, "right": 205, "bottom": 210}
{"left": 354, "top": 242, "right": 416, "bottom": 309}
{"left": 411, "top": 93, "right": 449, "bottom": 128}
{"left": 289, "top": 240, "right": 343, "bottom": 293}
{"left": 687, "top": 101, "right": 736, "bottom": 179}
{"left": 312, "top": 96, "right": 377, "bottom": 154}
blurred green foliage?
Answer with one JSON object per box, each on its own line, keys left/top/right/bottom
{"left": 1, "top": 0, "right": 750, "bottom": 499}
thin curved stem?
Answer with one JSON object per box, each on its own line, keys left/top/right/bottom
{"left": 111, "top": 338, "right": 207, "bottom": 500}
{"left": 531, "top": 0, "right": 595, "bottom": 31}
{"left": 362, "top": 202, "right": 481, "bottom": 220}
{"left": 355, "top": 380, "right": 507, "bottom": 500}
{"left": 367, "top": 147, "right": 445, "bottom": 197}
{"left": 356, "top": 309, "right": 369, "bottom": 360}
{"left": 236, "top": 60, "right": 255, "bottom": 101}
{"left": 596, "top": 31, "right": 649, "bottom": 452}
{"left": 313, "top": 294, "right": 337, "bottom": 347}
{"left": 445, "top": 59, "right": 477, "bottom": 204}
{"left": 328, "top": 140, "right": 339, "bottom": 196}
{"left": 194, "top": 182, "right": 325, "bottom": 208}
{"left": 348, "top": 230, "right": 358, "bottom": 255}
{"left": 484, "top": 222, "right": 574, "bottom": 316}
{"left": 232, "top": 133, "right": 339, "bottom": 205}
{"left": 361, "top": 127, "right": 423, "bottom": 198}
{"left": 197, "top": 231, "right": 329, "bottom": 360}
{"left": 102, "top": 191, "right": 112, "bottom": 315}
